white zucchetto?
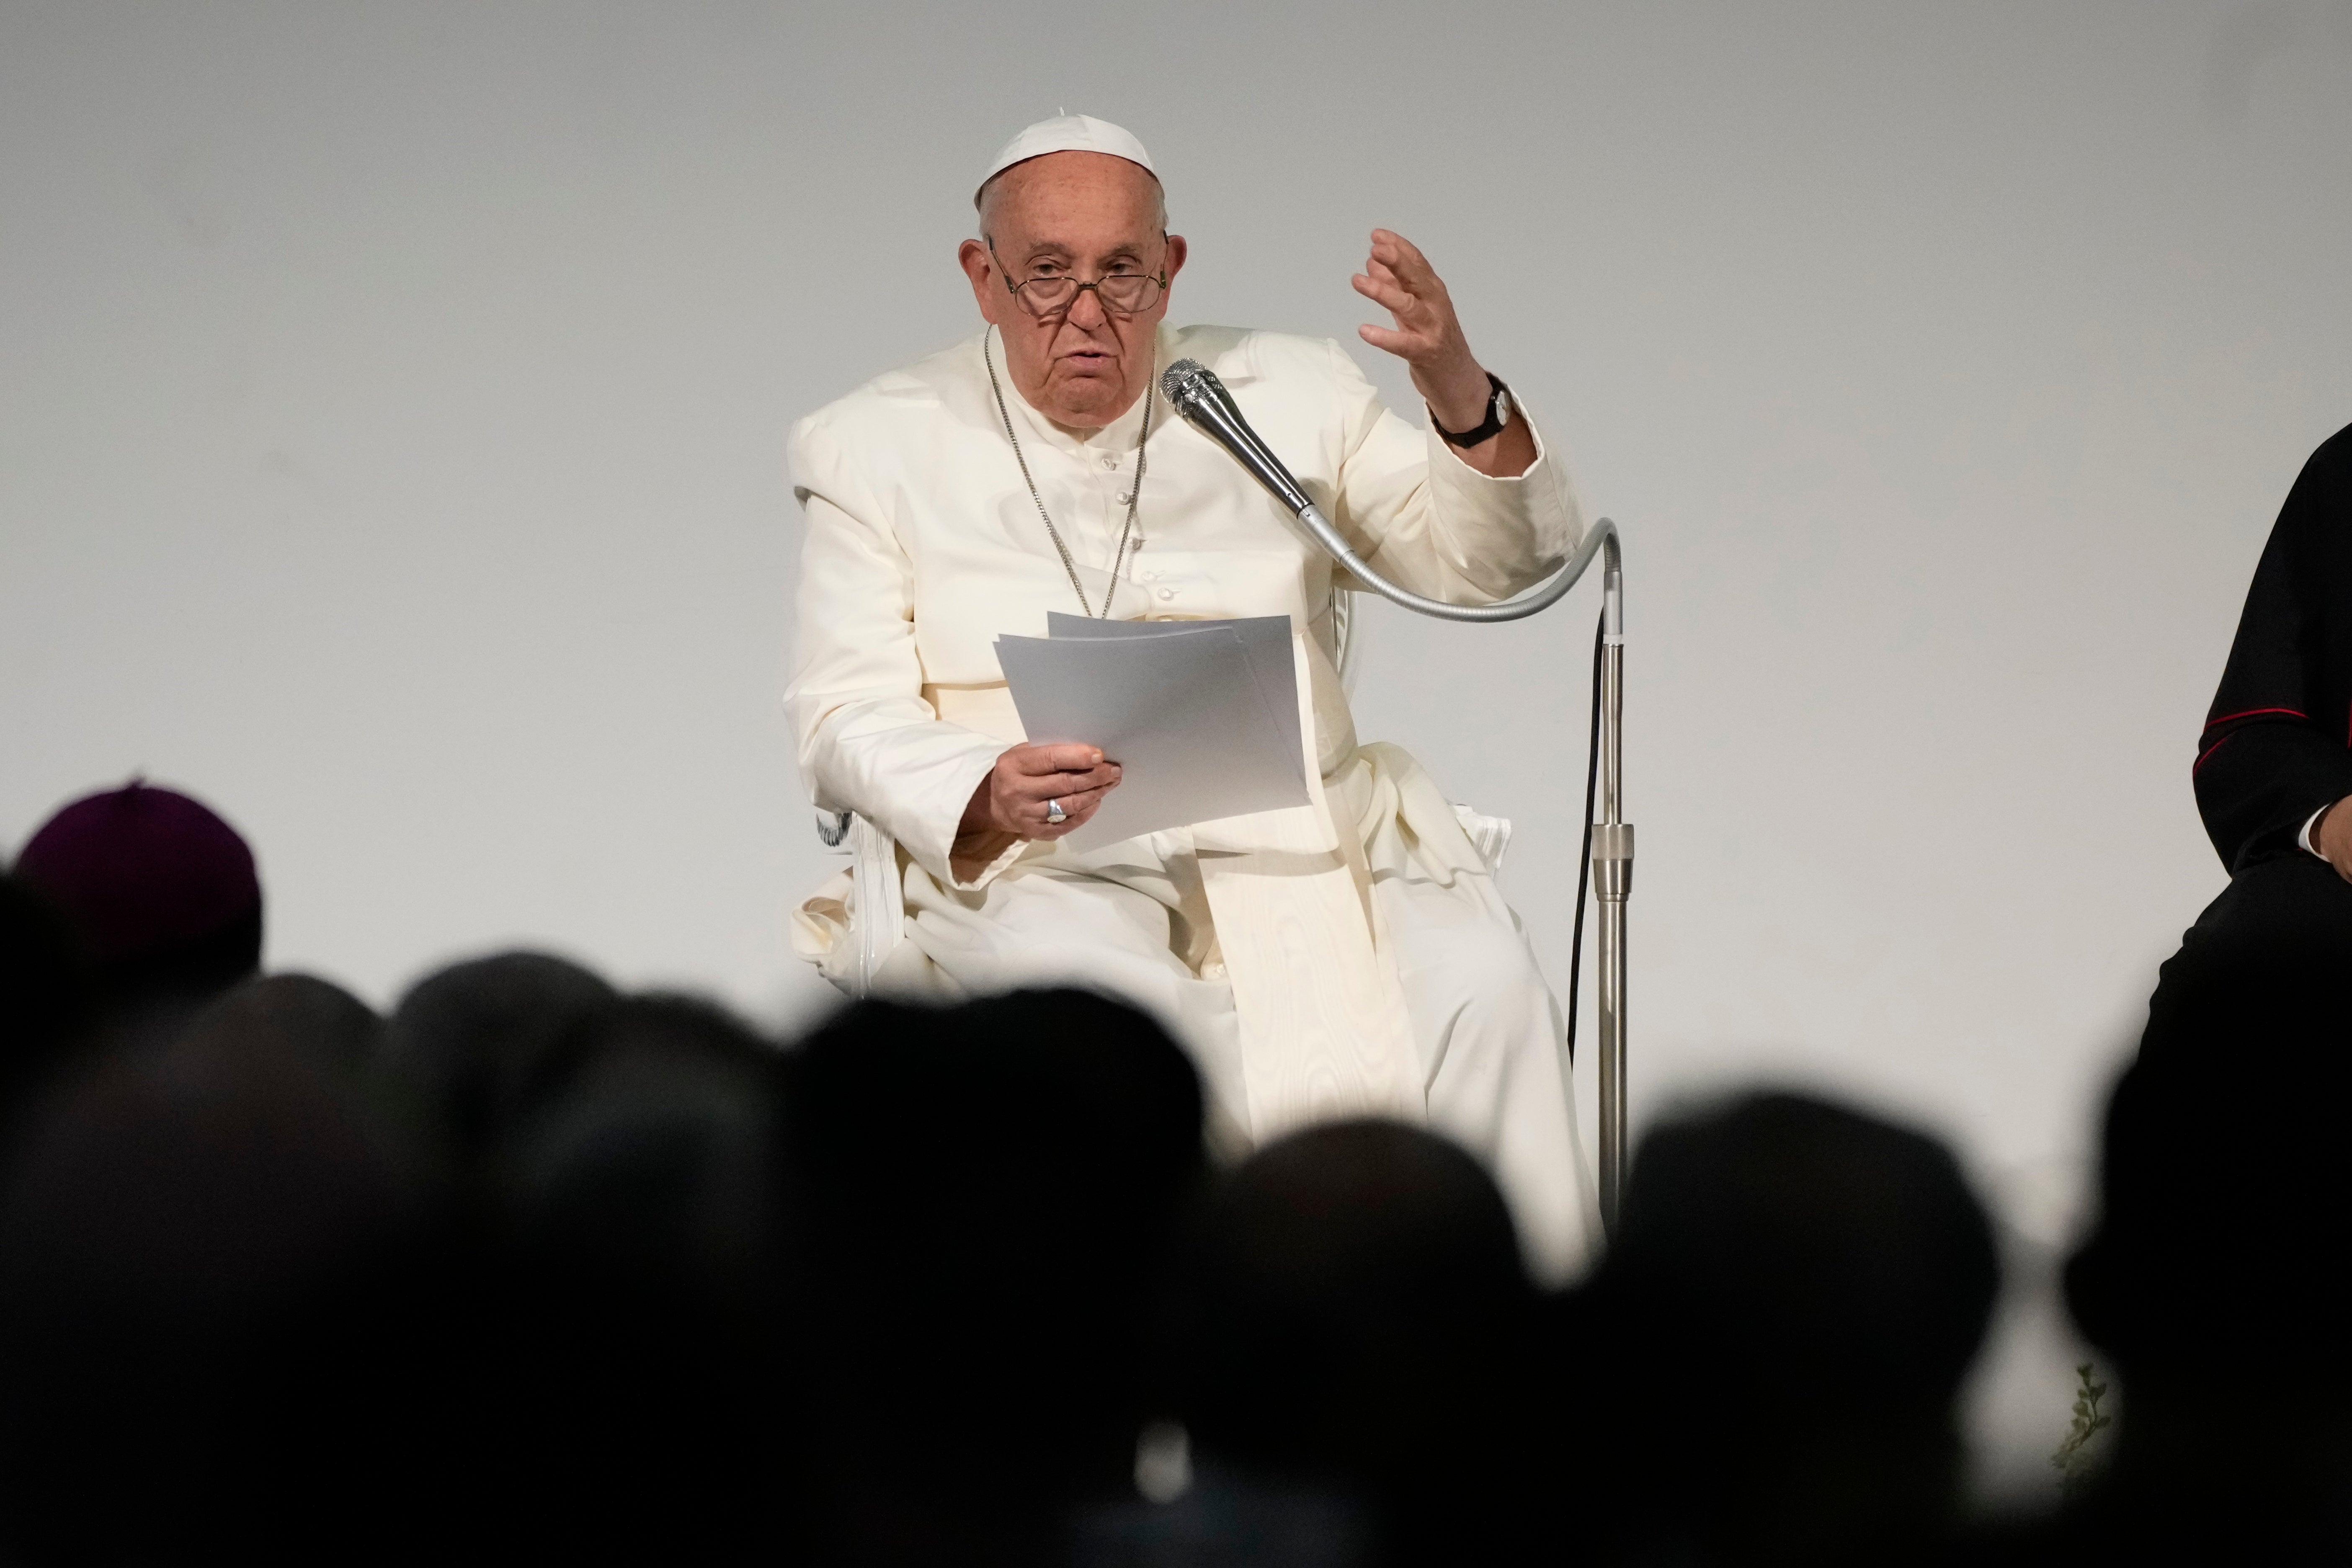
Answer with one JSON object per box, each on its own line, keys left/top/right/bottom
{"left": 975, "top": 113, "right": 1157, "bottom": 205}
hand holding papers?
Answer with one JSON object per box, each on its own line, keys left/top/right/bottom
{"left": 995, "top": 615, "right": 1310, "bottom": 852}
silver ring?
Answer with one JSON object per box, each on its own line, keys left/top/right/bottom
{"left": 1045, "top": 798, "right": 1067, "bottom": 825}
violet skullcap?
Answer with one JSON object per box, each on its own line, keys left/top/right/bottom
{"left": 11, "top": 781, "right": 261, "bottom": 969}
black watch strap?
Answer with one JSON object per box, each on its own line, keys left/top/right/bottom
{"left": 1432, "top": 372, "right": 1511, "bottom": 448}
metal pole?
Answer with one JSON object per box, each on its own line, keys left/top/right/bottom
{"left": 1591, "top": 561, "right": 1634, "bottom": 1235}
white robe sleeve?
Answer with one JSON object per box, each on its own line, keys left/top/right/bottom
{"left": 785, "top": 415, "right": 1014, "bottom": 889}
{"left": 1319, "top": 338, "right": 1583, "bottom": 603}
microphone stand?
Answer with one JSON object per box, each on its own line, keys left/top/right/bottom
{"left": 1591, "top": 557, "right": 1630, "bottom": 1234}
{"left": 1160, "top": 359, "right": 1633, "bottom": 1233}
{"left": 1333, "top": 511, "right": 1632, "bottom": 1235}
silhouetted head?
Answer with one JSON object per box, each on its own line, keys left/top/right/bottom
{"left": 789, "top": 988, "right": 1206, "bottom": 1562}
{"left": 483, "top": 992, "right": 794, "bottom": 1559}
{"left": 1604, "top": 1092, "right": 1997, "bottom": 1407}
{"left": 1580, "top": 1091, "right": 1998, "bottom": 1564}
{"left": 183, "top": 972, "right": 383, "bottom": 1078}
{"left": 0, "top": 1014, "right": 438, "bottom": 1562}
{"left": 1176, "top": 1119, "right": 1532, "bottom": 1479}
{"left": 498, "top": 991, "right": 784, "bottom": 1313}
{"left": 11, "top": 781, "right": 261, "bottom": 1019}
{"left": 1167, "top": 1117, "right": 1538, "bottom": 1563}
{"left": 2068, "top": 934, "right": 2350, "bottom": 1383}
{"left": 383, "top": 949, "right": 615, "bottom": 1170}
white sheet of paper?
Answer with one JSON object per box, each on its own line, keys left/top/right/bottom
{"left": 996, "top": 621, "right": 1310, "bottom": 852}
{"left": 1042, "top": 613, "right": 1304, "bottom": 769}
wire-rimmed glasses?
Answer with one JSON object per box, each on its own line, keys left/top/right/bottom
{"left": 988, "top": 237, "right": 1168, "bottom": 319}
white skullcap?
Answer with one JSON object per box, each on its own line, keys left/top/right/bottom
{"left": 975, "top": 113, "right": 1158, "bottom": 206}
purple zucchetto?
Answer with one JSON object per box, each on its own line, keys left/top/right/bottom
{"left": 12, "top": 781, "right": 261, "bottom": 973}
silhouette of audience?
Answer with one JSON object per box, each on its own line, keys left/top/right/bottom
{"left": 5, "top": 774, "right": 2345, "bottom": 1566}
{"left": 475, "top": 991, "right": 800, "bottom": 1561}
{"left": 789, "top": 990, "right": 1208, "bottom": 1566}
{"left": 0, "top": 972, "right": 441, "bottom": 1563}
{"left": 1571, "top": 1092, "right": 2000, "bottom": 1568}
{"left": 1963, "top": 931, "right": 2352, "bottom": 1562}
{"left": 188, "top": 968, "right": 385, "bottom": 1073}
{"left": 382, "top": 948, "right": 618, "bottom": 1174}
{"left": 1099, "top": 1119, "right": 1540, "bottom": 1568}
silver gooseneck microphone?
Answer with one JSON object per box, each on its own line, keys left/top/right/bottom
{"left": 1158, "top": 358, "right": 1618, "bottom": 628}
{"left": 1157, "top": 356, "right": 1635, "bottom": 1233}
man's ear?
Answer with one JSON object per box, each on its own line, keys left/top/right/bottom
{"left": 1163, "top": 233, "right": 1189, "bottom": 284}
{"left": 959, "top": 238, "right": 1001, "bottom": 324}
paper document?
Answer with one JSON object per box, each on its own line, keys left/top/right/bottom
{"left": 1042, "top": 613, "right": 1305, "bottom": 769}
{"left": 997, "top": 616, "right": 1309, "bottom": 851}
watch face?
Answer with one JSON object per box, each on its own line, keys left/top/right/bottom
{"left": 1495, "top": 388, "right": 1513, "bottom": 428}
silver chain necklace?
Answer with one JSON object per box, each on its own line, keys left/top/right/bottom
{"left": 984, "top": 325, "right": 1153, "bottom": 619}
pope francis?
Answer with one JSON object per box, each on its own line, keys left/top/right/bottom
{"left": 786, "top": 114, "right": 1599, "bottom": 1274}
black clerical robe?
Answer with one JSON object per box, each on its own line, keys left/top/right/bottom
{"left": 2195, "top": 422, "right": 2352, "bottom": 873}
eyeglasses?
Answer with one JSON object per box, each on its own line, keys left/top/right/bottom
{"left": 988, "top": 237, "right": 1168, "bottom": 319}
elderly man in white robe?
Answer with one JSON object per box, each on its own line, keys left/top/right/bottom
{"left": 787, "top": 114, "right": 1598, "bottom": 1275}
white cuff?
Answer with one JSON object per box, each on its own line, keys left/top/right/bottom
{"left": 2298, "top": 803, "right": 2330, "bottom": 856}
{"left": 947, "top": 830, "right": 1031, "bottom": 893}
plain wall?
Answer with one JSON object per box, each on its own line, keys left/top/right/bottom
{"left": 5, "top": 0, "right": 2349, "bottom": 1499}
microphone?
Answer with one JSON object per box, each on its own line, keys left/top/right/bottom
{"left": 1160, "top": 358, "right": 1318, "bottom": 518}
{"left": 1157, "top": 356, "right": 1617, "bottom": 627}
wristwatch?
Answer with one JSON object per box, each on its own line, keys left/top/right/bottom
{"left": 1431, "top": 372, "right": 1513, "bottom": 448}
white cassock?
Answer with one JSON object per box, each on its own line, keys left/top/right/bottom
{"left": 786, "top": 320, "right": 1599, "bottom": 1277}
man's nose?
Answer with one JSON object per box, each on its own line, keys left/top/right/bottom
{"left": 1065, "top": 284, "right": 1109, "bottom": 330}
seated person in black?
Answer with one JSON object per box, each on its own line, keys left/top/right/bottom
{"left": 2187, "top": 421, "right": 2352, "bottom": 949}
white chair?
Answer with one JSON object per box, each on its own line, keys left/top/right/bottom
{"left": 809, "top": 805, "right": 908, "bottom": 999}
{"left": 802, "top": 601, "right": 1512, "bottom": 1000}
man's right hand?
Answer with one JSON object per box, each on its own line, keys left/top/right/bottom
{"left": 959, "top": 742, "right": 1122, "bottom": 843}
{"left": 2318, "top": 793, "right": 2352, "bottom": 882}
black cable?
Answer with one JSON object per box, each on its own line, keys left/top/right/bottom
{"left": 1564, "top": 609, "right": 1604, "bottom": 1065}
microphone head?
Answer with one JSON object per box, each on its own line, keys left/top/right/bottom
{"left": 1160, "top": 358, "right": 1217, "bottom": 414}
{"left": 1155, "top": 354, "right": 1313, "bottom": 516}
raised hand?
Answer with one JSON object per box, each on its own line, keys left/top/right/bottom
{"left": 1351, "top": 228, "right": 1535, "bottom": 476}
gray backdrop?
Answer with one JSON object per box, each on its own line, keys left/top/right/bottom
{"left": 5, "top": 0, "right": 2350, "bottom": 1500}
